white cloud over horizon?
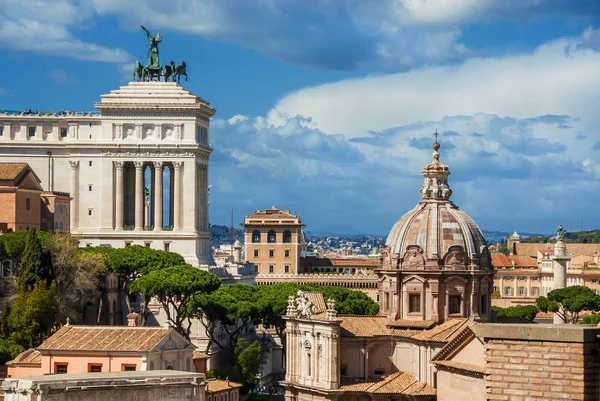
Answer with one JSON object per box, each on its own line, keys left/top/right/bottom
{"left": 208, "top": 28, "right": 600, "bottom": 234}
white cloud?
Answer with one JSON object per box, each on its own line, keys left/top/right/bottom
{"left": 0, "top": 0, "right": 131, "bottom": 63}
{"left": 269, "top": 36, "right": 600, "bottom": 138}
{"left": 49, "top": 69, "right": 76, "bottom": 83}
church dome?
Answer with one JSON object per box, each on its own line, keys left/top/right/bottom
{"left": 384, "top": 135, "right": 490, "bottom": 270}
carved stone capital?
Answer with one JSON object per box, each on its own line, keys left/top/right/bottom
{"left": 153, "top": 161, "right": 163, "bottom": 170}
{"left": 173, "top": 161, "right": 183, "bottom": 170}
{"left": 114, "top": 161, "right": 124, "bottom": 170}
{"left": 69, "top": 161, "right": 79, "bottom": 169}
{"left": 133, "top": 161, "right": 144, "bottom": 170}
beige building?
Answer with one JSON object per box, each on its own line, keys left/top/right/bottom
{"left": 243, "top": 207, "right": 305, "bottom": 274}
{"left": 0, "top": 81, "right": 214, "bottom": 267}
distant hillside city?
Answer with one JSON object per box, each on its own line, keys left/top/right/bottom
{"left": 210, "top": 224, "right": 600, "bottom": 256}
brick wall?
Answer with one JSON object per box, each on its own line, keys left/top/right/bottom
{"left": 477, "top": 324, "right": 600, "bottom": 401}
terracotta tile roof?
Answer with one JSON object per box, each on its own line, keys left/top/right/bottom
{"left": 516, "top": 243, "right": 600, "bottom": 258}
{"left": 193, "top": 351, "right": 209, "bottom": 359}
{"left": 6, "top": 349, "right": 41, "bottom": 366}
{"left": 411, "top": 318, "right": 473, "bottom": 342}
{"left": 304, "top": 291, "right": 326, "bottom": 314}
{"left": 0, "top": 163, "right": 27, "bottom": 181}
{"left": 340, "top": 316, "right": 395, "bottom": 337}
{"left": 433, "top": 360, "right": 485, "bottom": 374}
{"left": 340, "top": 372, "right": 436, "bottom": 396}
{"left": 491, "top": 254, "right": 537, "bottom": 268}
{"left": 205, "top": 379, "right": 243, "bottom": 393}
{"left": 431, "top": 325, "right": 475, "bottom": 362}
{"left": 387, "top": 319, "right": 436, "bottom": 329}
{"left": 37, "top": 325, "right": 172, "bottom": 352}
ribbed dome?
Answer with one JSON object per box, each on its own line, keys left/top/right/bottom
{"left": 383, "top": 136, "right": 490, "bottom": 270}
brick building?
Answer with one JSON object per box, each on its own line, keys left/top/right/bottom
{"left": 0, "top": 162, "right": 71, "bottom": 233}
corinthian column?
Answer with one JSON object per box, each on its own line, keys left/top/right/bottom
{"left": 114, "top": 161, "right": 124, "bottom": 230}
{"left": 153, "top": 161, "right": 163, "bottom": 231}
{"left": 173, "top": 162, "right": 183, "bottom": 231}
{"left": 134, "top": 161, "right": 144, "bottom": 231}
{"left": 69, "top": 161, "right": 79, "bottom": 230}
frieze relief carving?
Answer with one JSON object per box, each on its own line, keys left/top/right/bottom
{"left": 115, "top": 124, "right": 123, "bottom": 140}
{"left": 123, "top": 124, "right": 135, "bottom": 140}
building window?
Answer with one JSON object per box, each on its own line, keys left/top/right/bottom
{"left": 28, "top": 127, "right": 35, "bottom": 137}
{"left": 592, "top": 279, "right": 598, "bottom": 284}
{"left": 285, "top": 249, "right": 290, "bottom": 258}
{"left": 518, "top": 276, "right": 526, "bottom": 281}
{"left": 532, "top": 287, "right": 539, "bottom": 296}
{"left": 269, "top": 249, "right": 274, "bottom": 258}
{"left": 122, "top": 365, "right": 136, "bottom": 371}
{"left": 493, "top": 286, "right": 499, "bottom": 293}
{"left": 88, "top": 364, "right": 102, "bottom": 373}
{"left": 252, "top": 230, "right": 261, "bottom": 243}
{"left": 376, "top": 293, "right": 380, "bottom": 302}
{"left": 283, "top": 230, "right": 292, "bottom": 243}
{"left": 253, "top": 249, "right": 259, "bottom": 258}
{"left": 254, "top": 264, "right": 259, "bottom": 273}
{"left": 284, "top": 265, "right": 290, "bottom": 273}
{"left": 60, "top": 127, "right": 67, "bottom": 137}
{"left": 269, "top": 264, "right": 274, "bottom": 273}
{"left": 125, "top": 241, "right": 132, "bottom": 247}
{"left": 164, "top": 242, "right": 170, "bottom": 252}
{"left": 88, "top": 184, "right": 93, "bottom": 191}
{"left": 518, "top": 287, "right": 527, "bottom": 296}
{"left": 145, "top": 242, "right": 151, "bottom": 248}
{"left": 55, "top": 364, "right": 68, "bottom": 374}
{"left": 374, "top": 369, "right": 385, "bottom": 376}
{"left": 449, "top": 295, "right": 461, "bottom": 314}
{"left": 89, "top": 161, "right": 92, "bottom": 167}
{"left": 26, "top": 198, "right": 30, "bottom": 210}
{"left": 267, "top": 230, "right": 276, "bottom": 243}
{"left": 88, "top": 209, "right": 92, "bottom": 216}
{"left": 409, "top": 294, "right": 420, "bottom": 313}
{"left": 504, "top": 287, "right": 513, "bottom": 296}
{"left": 0, "top": 126, "right": 3, "bottom": 136}
{"left": 480, "top": 294, "right": 487, "bottom": 314}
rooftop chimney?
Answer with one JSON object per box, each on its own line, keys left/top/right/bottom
{"left": 127, "top": 312, "right": 140, "bottom": 327}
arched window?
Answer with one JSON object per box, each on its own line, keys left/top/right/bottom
{"left": 283, "top": 230, "right": 292, "bottom": 243}
{"left": 267, "top": 230, "right": 276, "bottom": 243}
{"left": 252, "top": 230, "right": 261, "bottom": 243}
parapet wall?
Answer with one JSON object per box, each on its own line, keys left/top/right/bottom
{"left": 476, "top": 324, "right": 600, "bottom": 401}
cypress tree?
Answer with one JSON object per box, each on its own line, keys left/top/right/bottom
{"left": 16, "top": 228, "right": 52, "bottom": 293}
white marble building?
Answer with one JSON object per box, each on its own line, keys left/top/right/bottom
{"left": 0, "top": 82, "right": 214, "bottom": 266}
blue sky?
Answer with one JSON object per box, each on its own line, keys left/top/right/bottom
{"left": 2, "top": 0, "right": 600, "bottom": 236}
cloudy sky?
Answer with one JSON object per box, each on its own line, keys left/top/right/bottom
{"left": 2, "top": 0, "right": 600, "bottom": 235}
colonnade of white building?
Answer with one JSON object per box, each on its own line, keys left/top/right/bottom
{"left": 69, "top": 159, "right": 209, "bottom": 233}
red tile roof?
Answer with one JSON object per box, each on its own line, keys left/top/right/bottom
{"left": 340, "top": 371, "right": 436, "bottom": 396}
{"left": 491, "top": 254, "right": 537, "bottom": 268}
{"left": 411, "top": 318, "right": 473, "bottom": 342}
{"left": 205, "top": 379, "right": 243, "bottom": 393}
{"left": 6, "top": 349, "right": 41, "bottom": 366}
{"left": 37, "top": 325, "right": 172, "bottom": 352}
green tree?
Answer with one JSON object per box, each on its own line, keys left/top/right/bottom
{"left": 0, "top": 338, "right": 24, "bottom": 365}
{"left": 5, "top": 282, "right": 58, "bottom": 349}
{"left": 235, "top": 338, "right": 262, "bottom": 387}
{"left": 15, "top": 229, "right": 53, "bottom": 293}
{"left": 492, "top": 305, "right": 539, "bottom": 321}
{"left": 536, "top": 286, "right": 600, "bottom": 323}
{"left": 130, "top": 264, "right": 220, "bottom": 339}
{"left": 582, "top": 313, "right": 600, "bottom": 325}
{"left": 85, "top": 245, "right": 185, "bottom": 323}
{"left": 0, "top": 230, "right": 51, "bottom": 265}
{"left": 48, "top": 233, "right": 106, "bottom": 323}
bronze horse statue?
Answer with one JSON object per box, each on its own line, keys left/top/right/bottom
{"left": 173, "top": 61, "right": 187, "bottom": 83}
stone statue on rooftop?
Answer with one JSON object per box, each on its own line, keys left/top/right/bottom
{"left": 141, "top": 25, "right": 162, "bottom": 69}
{"left": 557, "top": 224, "right": 565, "bottom": 240}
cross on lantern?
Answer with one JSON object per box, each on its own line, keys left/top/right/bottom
{"left": 434, "top": 129, "right": 439, "bottom": 143}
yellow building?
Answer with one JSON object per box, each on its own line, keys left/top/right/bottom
{"left": 243, "top": 207, "right": 305, "bottom": 274}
